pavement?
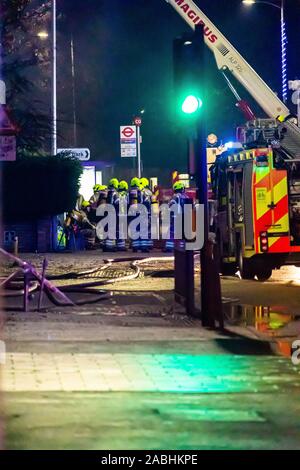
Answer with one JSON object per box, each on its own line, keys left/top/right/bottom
{"left": 1, "top": 251, "right": 300, "bottom": 449}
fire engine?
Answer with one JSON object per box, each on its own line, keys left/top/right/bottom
{"left": 166, "top": 0, "right": 300, "bottom": 280}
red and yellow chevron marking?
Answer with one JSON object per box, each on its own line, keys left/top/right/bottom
{"left": 172, "top": 171, "right": 179, "bottom": 186}
{"left": 253, "top": 157, "right": 290, "bottom": 254}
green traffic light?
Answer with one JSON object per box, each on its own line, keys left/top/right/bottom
{"left": 181, "top": 95, "right": 203, "bottom": 114}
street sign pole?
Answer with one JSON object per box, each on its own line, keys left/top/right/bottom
{"left": 137, "top": 124, "right": 141, "bottom": 178}
{"left": 133, "top": 116, "right": 142, "bottom": 178}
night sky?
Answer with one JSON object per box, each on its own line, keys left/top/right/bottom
{"left": 56, "top": 0, "right": 300, "bottom": 173}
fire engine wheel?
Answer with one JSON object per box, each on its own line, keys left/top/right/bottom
{"left": 253, "top": 267, "right": 273, "bottom": 282}
{"left": 238, "top": 242, "right": 273, "bottom": 281}
{"left": 238, "top": 243, "right": 255, "bottom": 280}
{"left": 221, "top": 262, "right": 237, "bottom": 276}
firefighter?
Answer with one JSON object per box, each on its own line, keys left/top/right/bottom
{"left": 89, "top": 184, "right": 101, "bottom": 208}
{"left": 115, "top": 180, "right": 129, "bottom": 251}
{"left": 140, "top": 177, "right": 153, "bottom": 252}
{"left": 65, "top": 200, "right": 95, "bottom": 250}
{"left": 103, "top": 178, "right": 119, "bottom": 251}
{"left": 96, "top": 185, "right": 108, "bottom": 207}
{"left": 75, "top": 193, "right": 85, "bottom": 212}
{"left": 80, "top": 201, "right": 97, "bottom": 250}
{"left": 94, "top": 185, "right": 108, "bottom": 249}
{"left": 164, "top": 181, "right": 187, "bottom": 252}
{"left": 129, "top": 177, "right": 143, "bottom": 252}
{"left": 81, "top": 200, "right": 91, "bottom": 212}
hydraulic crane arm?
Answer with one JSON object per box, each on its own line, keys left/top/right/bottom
{"left": 165, "top": 0, "right": 290, "bottom": 120}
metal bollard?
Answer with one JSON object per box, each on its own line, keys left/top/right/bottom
{"left": 13, "top": 236, "right": 19, "bottom": 256}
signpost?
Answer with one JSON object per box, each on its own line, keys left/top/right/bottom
{"left": 120, "top": 120, "right": 142, "bottom": 177}
{"left": 120, "top": 125, "right": 137, "bottom": 158}
{"left": 0, "top": 135, "right": 16, "bottom": 162}
{"left": 0, "top": 104, "right": 16, "bottom": 162}
{"left": 57, "top": 148, "right": 90, "bottom": 161}
{"left": 134, "top": 117, "right": 142, "bottom": 178}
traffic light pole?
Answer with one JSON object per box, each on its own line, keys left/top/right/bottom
{"left": 196, "top": 115, "right": 222, "bottom": 328}
{"left": 193, "top": 26, "right": 223, "bottom": 329}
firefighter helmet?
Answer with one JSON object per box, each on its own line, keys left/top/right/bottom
{"left": 173, "top": 181, "right": 185, "bottom": 192}
{"left": 130, "top": 177, "right": 140, "bottom": 188}
{"left": 119, "top": 180, "right": 128, "bottom": 191}
{"left": 140, "top": 177, "right": 150, "bottom": 189}
{"left": 81, "top": 200, "right": 90, "bottom": 208}
{"left": 108, "top": 178, "right": 119, "bottom": 189}
{"left": 93, "top": 184, "right": 101, "bottom": 192}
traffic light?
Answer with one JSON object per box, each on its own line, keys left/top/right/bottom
{"left": 173, "top": 27, "right": 205, "bottom": 118}
{"left": 182, "top": 95, "right": 203, "bottom": 114}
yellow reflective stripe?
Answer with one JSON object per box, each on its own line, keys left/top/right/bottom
{"left": 273, "top": 176, "right": 288, "bottom": 205}
{"left": 255, "top": 188, "right": 271, "bottom": 220}
{"left": 268, "top": 214, "right": 290, "bottom": 234}
{"left": 268, "top": 236, "right": 280, "bottom": 248}
{"left": 255, "top": 167, "right": 269, "bottom": 185}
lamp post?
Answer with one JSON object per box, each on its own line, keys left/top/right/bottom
{"left": 51, "top": 0, "right": 57, "bottom": 155}
{"left": 242, "top": 0, "right": 288, "bottom": 103}
{"left": 70, "top": 34, "right": 77, "bottom": 147}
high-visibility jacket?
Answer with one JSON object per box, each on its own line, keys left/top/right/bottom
{"left": 141, "top": 187, "right": 153, "bottom": 211}
{"left": 97, "top": 189, "right": 108, "bottom": 207}
{"left": 107, "top": 188, "right": 119, "bottom": 206}
{"left": 169, "top": 192, "right": 189, "bottom": 212}
{"left": 129, "top": 186, "right": 142, "bottom": 206}
{"left": 115, "top": 191, "right": 129, "bottom": 215}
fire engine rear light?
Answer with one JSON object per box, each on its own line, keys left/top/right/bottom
{"left": 260, "top": 232, "right": 269, "bottom": 252}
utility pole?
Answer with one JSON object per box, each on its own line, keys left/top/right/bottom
{"left": 70, "top": 34, "right": 78, "bottom": 147}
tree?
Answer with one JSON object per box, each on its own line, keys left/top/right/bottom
{"left": 0, "top": 0, "right": 52, "bottom": 155}
{"left": 2, "top": 153, "right": 83, "bottom": 221}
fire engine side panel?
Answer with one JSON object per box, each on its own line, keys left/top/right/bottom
{"left": 253, "top": 151, "right": 290, "bottom": 254}
{"left": 243, "top": 162, "right": 255, "bottom": 249}
{"left": 267, "top": 169, "right": 290, "bottom": 253}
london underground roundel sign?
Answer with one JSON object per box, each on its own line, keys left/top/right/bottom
{"left": 122, "top": 127, "right": 135, "bottom": 138}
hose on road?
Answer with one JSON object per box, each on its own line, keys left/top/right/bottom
{"left": 0, "top": 255, "right": 174, "bottom": 308}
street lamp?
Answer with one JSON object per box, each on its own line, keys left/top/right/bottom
{"left": 37, "top": 25, "right": 57, "bottom": 154}
{"left": 242, "top": 0, "right": 288, "bottom": 103}
{"left": 37, "top": 31, "right": 49, "bottom": 40}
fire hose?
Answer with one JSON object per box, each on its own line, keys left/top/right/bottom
{"left": 0, "top": 249, "right": 174, "bottom": 310}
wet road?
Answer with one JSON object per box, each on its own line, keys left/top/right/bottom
{"left": 2, "top": 253, "right": 300, "bottom": 450}
{"left": 221, "top": 266, "right": 300, "bottom": 316}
